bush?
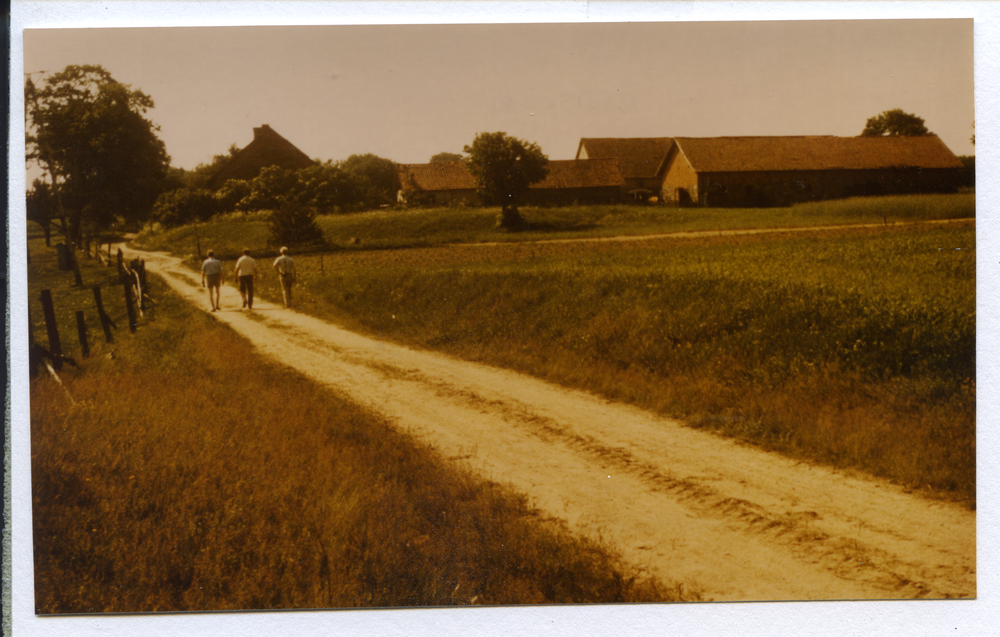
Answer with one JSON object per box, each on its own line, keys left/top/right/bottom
{"left": 268, "top": 203, "right": 325, "bottom": 248}
{"left": 150, "top": 188, "right": 219, "bottom": 228}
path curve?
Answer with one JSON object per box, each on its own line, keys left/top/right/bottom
{"left": 124, "top": 244, "right": 976, "bottom": 602}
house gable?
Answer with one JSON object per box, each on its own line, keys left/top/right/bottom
{"left": 576, "top": 137, "right": 673, "bottom": 180}
{"left": 207, "top": 124, "right": 316, "bottom": 190}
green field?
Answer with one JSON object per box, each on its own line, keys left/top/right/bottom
{"left": 27, "top": 226, "right": 678, "bottom": 612}
{"left": 135, "top": 195, "right": 976, "bottom": 503}
{"left": 134, "top": 193, "right": 975, "bottom": 256}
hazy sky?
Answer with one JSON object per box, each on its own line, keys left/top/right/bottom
{"left": 23, "top": 20, "right": 974, "bottom": 174}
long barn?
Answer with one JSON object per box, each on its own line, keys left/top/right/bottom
{"left": 658, "top": 135, "right": 964, "bottom": 207}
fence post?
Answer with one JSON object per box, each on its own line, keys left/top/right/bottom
{"left": 39, "top": 289, "right": 63, "bottom": 371}
{"left": 123, "top": 280, "right": 137, "bottom": 333}
{"left": 93, "top": 285, "right": 115, "bottom": 343}
{"left": 75, "top": 311, "right": 90, "bottom": 358}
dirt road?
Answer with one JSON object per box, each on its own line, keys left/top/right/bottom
{"left": 125, "top": 245, "right": 976, "bottom": 602}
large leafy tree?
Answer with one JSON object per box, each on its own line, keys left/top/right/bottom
{"left": 463, "top": 132, "right": 548, "bottom": 231}
{"left": 861, "top": 109, "right": 930, "bottom": 137}
{"left": 25, "top": 65, "right": 171, "bottom": 242}
{"left": 341, "top": 153, "right": 398, "bottom": 208}
{"left": 430, "top": 152, "right": 463, "bottom": 164}
{"left": 234, "top": 163, "right": 363, "bottom": 214}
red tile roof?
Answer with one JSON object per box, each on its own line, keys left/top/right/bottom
{"left": 533, "top": 158, "right": 625, "bottom": 189}
{"left": 398, "top": 159, "right": 624, "bottom": 193}
{"left": 397, "top": 161, "right": 477, "bottom": 192}
{"left": 671, "top": 135, "right": 964, "bottom": 173}
{"left": 577, "top": 138, "right": 673, "bottom": 179}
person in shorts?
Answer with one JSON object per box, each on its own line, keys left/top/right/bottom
{"left": 234, "top": 248, "right": 258, "bottom": 310}
{"left": 201, "top": 250, "right": 224, "bottom": 312}
{"left": 272, "top": 247, "right": 297, "bottom": 308}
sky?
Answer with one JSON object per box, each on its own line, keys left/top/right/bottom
{"left": 23, "top": 19, "right": 974, "bottom": 176}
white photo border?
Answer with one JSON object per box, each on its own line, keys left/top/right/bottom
{"left": 8, "top": 3, "right": 996, "bottom": 636}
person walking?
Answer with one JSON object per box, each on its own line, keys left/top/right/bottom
{"left": 201, "top": 250, "right": 224, "bottom": 312}
{"left": 234, "top": 248, "right": 258, "bottom": 310}
{"left": 272, "top": 246, "right": 297, "bottom": 308}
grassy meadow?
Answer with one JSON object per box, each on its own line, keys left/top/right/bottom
{"left": 134, "top": 192, "right": 975, "bottom": 255}
{"left": 140, "top": 197, "right": 976, "bottom": 504}
{"left": 27, "top": 229, "right": 680, "bottom": 613}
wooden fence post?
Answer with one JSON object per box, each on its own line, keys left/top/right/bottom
{"left": 123, "top": 280, "right": 137, "bottom": 333}
{"left": 75, "top": 311, "right": 90, "bottom": 358}
{"left": 93, "top": 285, "right": 115, "bottom": 343}
{"left": 39, "top": 289, "right": 63, "bottom": 371}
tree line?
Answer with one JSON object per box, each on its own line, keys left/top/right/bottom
{"left": 26, "top": 64, "right": 973, "bottom": 256}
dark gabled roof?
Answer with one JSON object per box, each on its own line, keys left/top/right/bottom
{"left": 397, "top": 159, "right": 624, "bottom": 193}
{"left": 397, "top": 161, "right": 476, "bottom": 192}
{"left": 669, "top": 135, "right": 964, "bottom": 174}
{"left": 576, "top": 137, "right": 673, "bottom": 179}
{"left": 207, "top": 125, "right": 316, "bottom": 189}
{"left": 533, "top": 158, "right": 625, "bottom": 189}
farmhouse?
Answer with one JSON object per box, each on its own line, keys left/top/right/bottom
{"left": 396, "top": 159, "right": 625, "bottom": 206}
{"left": 658, "top": 135, "right": 964, "bottom": 207}
{"left": 206, "top": 124, "right": 316, "bottom": 190}
{"left": 575, "top": 137, "right": 673, "bottom": 201}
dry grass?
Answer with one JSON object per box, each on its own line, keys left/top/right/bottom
{"left": 29, "top": 234, "right": 683, "bottom": 613}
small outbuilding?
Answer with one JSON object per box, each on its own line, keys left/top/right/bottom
{"left": 575, "top": 137, "right": 673, "bottom": 201}
{"left": 207, "top": 124, "right": 316, "bottom": 190}
{"left": 396, "top": 159, "right": 625, "bottom": 207}
{"left": 658, "top": 135, "right": 964, "bottom": 207}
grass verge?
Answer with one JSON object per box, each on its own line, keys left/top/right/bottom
{"left": 28, "top": 234, "right": 684, "bottom": 613}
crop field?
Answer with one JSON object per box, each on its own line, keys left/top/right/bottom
{"left": 244, "top": 220, "right": 976, "bottom": 503}
{"left": 27, "top": 228, "right": 675, "bottom": 612}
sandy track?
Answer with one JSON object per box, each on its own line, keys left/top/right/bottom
{"left": 125, "top": 245, "right": 976, "bottom": 602}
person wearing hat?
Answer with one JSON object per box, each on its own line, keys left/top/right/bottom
{"left": 272, "top": 246, "right": 297, "bottom": 308}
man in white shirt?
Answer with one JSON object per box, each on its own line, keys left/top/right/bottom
{"left": 200, "top": 250, "right": 224, "bottom": 312}
{"left": 234, "top": 248, "right": 258, "bottom": 310}
{"left": 272, "top": 247, "right": 297, "bottom": 308}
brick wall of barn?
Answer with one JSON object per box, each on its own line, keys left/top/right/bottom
{"left": 664, "top": 167, "right": 961, "bottom": 208}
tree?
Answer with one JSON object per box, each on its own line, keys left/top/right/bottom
{"left": 150, "top": 188, "right": 219, "bottom": 228}
{"left": 430, "top": 152, "right": 463, "bottom": 163}
{"left": 861, "top": 109, "right": 930, "bottom": 137}
{"left": 341, "top": 153, "right": 398, "bottom": 208}
{"left": 182, "top": 144, "right": 241, "bottom": 190}
{"left": 463, "top": 132, "right": 548, "bottom": 231}
{"left": 26, "top": 180, "right": 59, "bottom": 246}
{"left": 234, "top": 163, "right": 363, "bottom": 214}
{"left": 25, "top": 65, "right": 171, "bottom": 243}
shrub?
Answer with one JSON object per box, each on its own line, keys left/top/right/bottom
{"left": 268, "top": 203, "right": 325, "bottom": 248}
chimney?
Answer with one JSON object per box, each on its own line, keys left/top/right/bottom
{"left": 253, "top": 124, "right": 272, "bottom": 140}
